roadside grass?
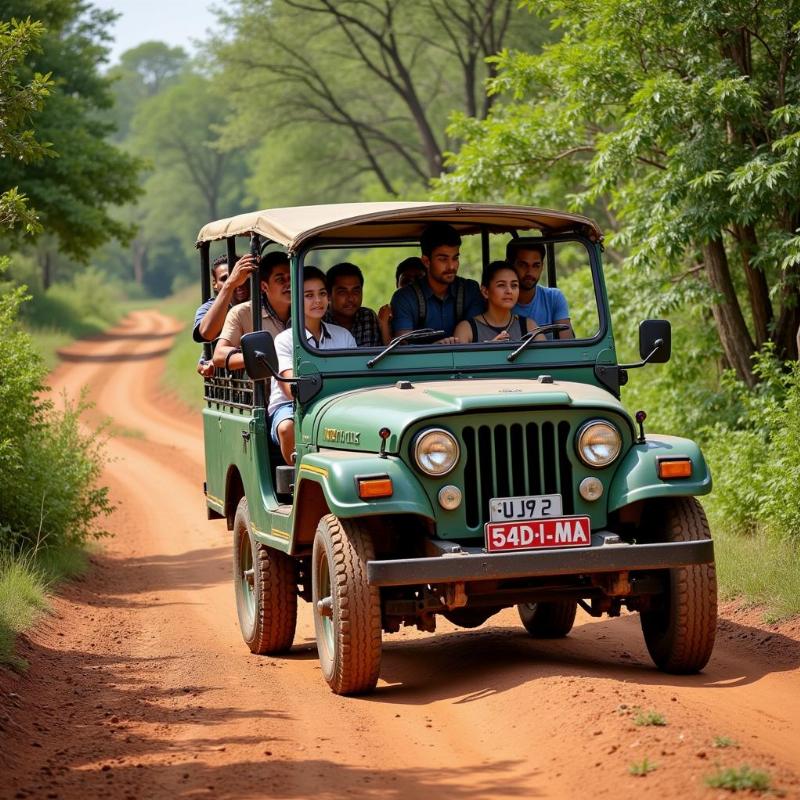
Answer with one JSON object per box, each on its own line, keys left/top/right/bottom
{"left": 705, "top": 766, "right": 771, "bottom": 793}
{"left": 159, "top": 287, "right": 206, "bottom": 410}
{"left": 628, "top": 757, "right": 658, "bottom": 777}
{"left": 713, "top": 736, "right": 739, "bottom": 749}
{"left": 633, "top": 709, "right": 667, "bottom": 727}
{"left": 0, "top": 545, "right": 88, "bottom": 670}
{"left": 712, "top": 525, "right": 800, "bottom": 621}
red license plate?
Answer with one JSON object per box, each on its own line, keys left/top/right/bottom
{"left": 485, "top": 516, "right": 592, "bottom": 552}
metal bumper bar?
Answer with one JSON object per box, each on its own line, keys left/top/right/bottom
{"left": 367, "top": 539, "right": 714, "bottom": 587}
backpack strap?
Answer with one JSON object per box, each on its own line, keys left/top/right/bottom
{"left": 455, "top": 277, "right": 465, "bottom": 323}
{"left": 469, "top": 318, "right": 478, "bottom": 342}
{"left": 518, "top": 315, "right": 527, "bottom": 339}
{"left": 411, "top": 280, "right": 427, "bottom": 329}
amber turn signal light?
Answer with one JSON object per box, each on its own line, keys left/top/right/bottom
{"left": 357, "top": 477, "right": 393, "bottom": 498}
{"left": 657, "top": 459, "right": 692, "bottom": 479}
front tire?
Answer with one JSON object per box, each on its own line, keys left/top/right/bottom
{"left": 517, "top": 600, "right": 577, "bottom": 638}
{"left": 312, "top": 515, "right": 382, "bottom": 695}
{"left": 233, "top": 497, "right": 297, "bottom": 654}
{"left": 640, "top": 497, "right": 717, "bottom": 673}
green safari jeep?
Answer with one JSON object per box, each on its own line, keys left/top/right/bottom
{"left": 196, "top": 202, "right": 716, "bottom": 695}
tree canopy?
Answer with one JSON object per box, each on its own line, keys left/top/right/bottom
{"left": 212, "top": 0, "right": 546, "bottom": 202}
{"left": 0, "top": 0, "right": 141, "bottom": 275}
{"left": 0, "top": 17, "right": 52, "bottom": 234}
{"left": 438, "top": 0, "right": 800, "bottom": 382}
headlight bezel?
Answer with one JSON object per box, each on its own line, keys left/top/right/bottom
{"left": 412, "top": 427, "right": 460, "bottom": 477}
{"left": 575, "top": 419, "right": 622, "bottom": 469}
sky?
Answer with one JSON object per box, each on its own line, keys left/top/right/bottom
{"left": 92, "top": 0, "right": 220, "bottom": 65}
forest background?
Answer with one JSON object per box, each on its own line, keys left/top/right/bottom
{"left": 1, "top": 0, "right": 799, "bottom": 665}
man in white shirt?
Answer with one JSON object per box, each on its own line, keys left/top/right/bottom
{"left": 270, "top": 266, "right": 357, "bottom": 463}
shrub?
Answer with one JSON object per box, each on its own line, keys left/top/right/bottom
{"left": 0, "top": 264, "right": 111, "bottom": 554}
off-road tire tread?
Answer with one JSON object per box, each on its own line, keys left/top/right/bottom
{"left": 641, "top": 497, "right": 717, "bottom": 674}
{"left": 517, "top": 600, "right": 577, "bottom": 638}
{"left": 234, "top": 498, "right": 297, "bottom": 655}
{"left": 316, "top": 514, "right": 382, "bottom": 695}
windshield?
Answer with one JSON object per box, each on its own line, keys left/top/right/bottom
{"left": 296, "top": 233, "right": 602, "bottom": 361}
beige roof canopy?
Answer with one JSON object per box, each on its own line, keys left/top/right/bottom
{"left": 195, "top": 202, "right": 602, "bottom": 252}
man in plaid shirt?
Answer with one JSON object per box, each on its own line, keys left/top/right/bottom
{"left": 324, "top": 262, "right": 387, "bottom": 347}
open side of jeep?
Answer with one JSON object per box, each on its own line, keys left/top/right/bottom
{"left": 197, "top": 202, "right": 716, "bottom": 696}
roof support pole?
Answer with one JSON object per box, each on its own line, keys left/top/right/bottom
{"left": 199, "top": 241, "right": 211, "bottom": 360}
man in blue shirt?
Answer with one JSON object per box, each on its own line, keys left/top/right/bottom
{"left": 391, "top": 223, "right": 484, "bottom": 343}
{"left": 506, "top": 239, "right": 573, "bottom": 339}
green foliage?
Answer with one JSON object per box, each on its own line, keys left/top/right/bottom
{"left": 701, "top": 353, "right": 800, "bottom": 540}
{"left": 439, "top": 0, "right": 800, "bottom": 380}
{"left": 0, "top": 17, "right": 53, "bottom": 234}
{"left": 713, "top": 736, "right": 738, "bottom": 749}
{"left": 633, "top": 709, "right": 667, "bottom": 727}
{"left": 0, "top": 1, "right": 142, "bottom": 259}
{"left": 705, "top": 766, "right": 771, "bottom": 793}
{"left": 213, "top": 0, "right": 548, "bottom": 201}
{"left": 0, "top": 260, "right": 112, "bottom": 554}
{"left": 628, "top": 757, "right": 658, "bottom": 777}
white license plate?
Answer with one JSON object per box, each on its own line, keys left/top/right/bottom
{"left": 489, "top": 494, "right": 563, "bottom": 522}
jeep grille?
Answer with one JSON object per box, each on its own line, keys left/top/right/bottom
{"left": 462, "top": 421, "right": 574, "bottom": 528}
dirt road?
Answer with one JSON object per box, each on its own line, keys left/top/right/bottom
{"left": 2, "top": 309, "right": 800, "bottom": 799}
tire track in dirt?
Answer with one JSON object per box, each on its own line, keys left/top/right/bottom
{"left": 1, "top": 309, "right": 799, "bottom": 799}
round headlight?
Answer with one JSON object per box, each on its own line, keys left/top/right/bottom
{"left": 413, "top": 428, "right": 460, "bottom": 476}
{"left": 576, "top": 420, "right": 622, "bottom": 468}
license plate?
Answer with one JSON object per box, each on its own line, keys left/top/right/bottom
{"left": 489, "top": 494, "right": 562, "bottom": 522}
{"left": 485, "top": 516, "right": 592, "bottom": 552}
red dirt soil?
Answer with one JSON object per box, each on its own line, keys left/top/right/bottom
{"left": 1, "top": 309, "right": 799, "bottom": 799}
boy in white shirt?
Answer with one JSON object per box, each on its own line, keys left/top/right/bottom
{"left": 270, "top": 266, "right": 357, "bottom": 463}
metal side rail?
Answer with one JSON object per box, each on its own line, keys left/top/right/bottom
{"left": 367, "top": 539, "right": 714, "bottom": 588}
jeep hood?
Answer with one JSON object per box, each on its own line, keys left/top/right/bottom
{"left": 310, "top": 378, "right": 629, "bottom": 453}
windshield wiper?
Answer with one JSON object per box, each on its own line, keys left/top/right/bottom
{"left": 507, "top": 323, "right": 571, "bottom": 363}
{"left": 367, "top": 328, "right": 445, "bottom": 368}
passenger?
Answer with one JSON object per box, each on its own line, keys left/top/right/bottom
{"left": 454, "top": 261, "right": 541, "bottom": 343}
{"left": 395, "top": 256, "right": 426, "bottom": 289}
{"left": 390, "top": 223, "right": 484, "bottom": 343}
{"left": 270, "top": 267, "right": 357, "bottom": 463}
{"left": 213, "top": 251, "right": 291, "bottom": 373}
{"left": 193, "top": 253, "right": 254, "bottom": 377}
{"left": 506, "top": 239, "right": 573, "bottom": 339}
{"left": 324, "top": 262, "right": 385, "bottom": 347}
{"left": 377, "top": 256, "right": 427, "bottom": 344}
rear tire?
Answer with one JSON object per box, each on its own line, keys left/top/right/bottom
{"left": 639, "top": 497, "right": 717, "bottom": 673}
{"left": 312, "top": 515, "right": 382, "bottom": 695}
{"left": 517, "top": 600, "right": 577, "bottom": 638}
{"left": 233, "top": 497, "right": 297, "bottom": 654}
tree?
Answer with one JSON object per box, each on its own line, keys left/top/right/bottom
{"left": 0, "top": 1, "right": 141, "bottom": 284}
{"left": 105, "top": 41, "right": 189, "bottom": 142}
{"left": 0, "top": 17, "right": 52, "bottom": 234}
{"left": 438, "top": 0, "right": 800, "bottom": 381}
{"left": 213, "top": 0, "right": 541, "bottom": 197}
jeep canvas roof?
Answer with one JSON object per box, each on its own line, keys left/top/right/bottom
{"left": 195, "top": 202, "right": 603, "bottom": 252}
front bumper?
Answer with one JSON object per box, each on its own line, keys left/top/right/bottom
{"left": 367, "top": 538, "right": 714, "bottom": 587}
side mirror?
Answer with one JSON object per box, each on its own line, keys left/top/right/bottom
{"left": 639, "top": 319, "right": 671, "bottom": 363}
{"left": 241, "top": 331, "right": 278, "bottom": 380}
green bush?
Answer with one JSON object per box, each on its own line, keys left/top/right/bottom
{"left": 0, "top": 267, "right": 111, "bottom": 554}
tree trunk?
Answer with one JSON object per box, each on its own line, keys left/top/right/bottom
{"left": 734, "top": 223, "right": 772, "bottom": 347}
{"left": 773, "top": 259, "right": 800, "bottom": 361}
{"left": 41, "top": 249, "right": 52, "bottom": 291}
{"left": 132, "top": 237, "right": 147, "bottom": 285}
{"left": 702, "top": 236, "right": 756, "bottom": 386}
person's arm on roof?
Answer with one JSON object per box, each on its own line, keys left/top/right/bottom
{"left": 196, "top": 255, "right": 257, "bottom": 343}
